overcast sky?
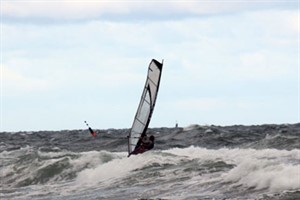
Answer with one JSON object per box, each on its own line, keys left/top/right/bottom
{"left": 1, "top": 1, "right": 299, "bottom": 132}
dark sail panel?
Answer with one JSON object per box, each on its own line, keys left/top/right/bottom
{"left": 128, "top": 59, "right": 163, "bottom": 155}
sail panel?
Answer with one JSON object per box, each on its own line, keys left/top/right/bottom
{"left": 128, "top": 59, "right": 163, "bottom": 155}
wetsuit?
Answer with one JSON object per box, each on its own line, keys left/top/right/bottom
{"left": 129, "top": 135, "right": 154, "bottom": 156}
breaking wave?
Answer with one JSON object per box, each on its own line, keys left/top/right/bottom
{"left": 1, "top": 123, "right": 299, "bottom": 199}
{"left": 1, "top": 145, "right": 299, "bottom": 200}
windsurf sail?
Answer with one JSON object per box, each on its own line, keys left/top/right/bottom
{"left": 128, "top": 59, "right": 163, "bottom": 156}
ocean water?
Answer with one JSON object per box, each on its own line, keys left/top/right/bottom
{"left": 1, "top": 123, "right": 299, "bottom": 200}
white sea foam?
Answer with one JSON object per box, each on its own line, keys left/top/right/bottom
{"left": 164, "top": 146, "right": 300, "bottom": 193}
{"left": 72, "top": 146, "right": 300, "bottom": 193}
{"left": 2, "top": 146, "right": 299, "bottom": 200}
{"left": 224, "top": 159, "right": 300, "bottom": 192}
{"left": 183, "top": 124, "right": 200, "bottom": 131}
{"left": 75, "top": 151, "right": 141, "bottom": 185}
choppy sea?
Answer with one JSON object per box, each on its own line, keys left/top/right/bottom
{"left": 1, "top": 123, "right": 299, "bottom": 200}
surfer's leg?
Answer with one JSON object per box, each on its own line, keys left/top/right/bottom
{"left": 130, "top": 146, "right": 145, "bottom": 155}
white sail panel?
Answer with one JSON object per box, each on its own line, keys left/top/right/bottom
{"left": 128, "top": 59, "right": 163, "bottom": 155}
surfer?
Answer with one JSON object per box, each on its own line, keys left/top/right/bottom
{"left": 84, "top": 121, "right": 96, "bottom": 137}
{"left": 88, "top": 127, "right": 96, "bottom": 137}
{"left": 140, "top": 135, "right": 155, "bottom": 150}
{"left": 128, "top": 134, "right": 155, "bottom": 156}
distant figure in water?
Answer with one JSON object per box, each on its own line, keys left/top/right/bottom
{"left": 88, "top": 127, "right": 96, "bottom": 137}
{"left": 84, "top": 121, "right": 96, "bottom": 137}
{"left": 129, "top": 134, "right": 155, "bottom": 156}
